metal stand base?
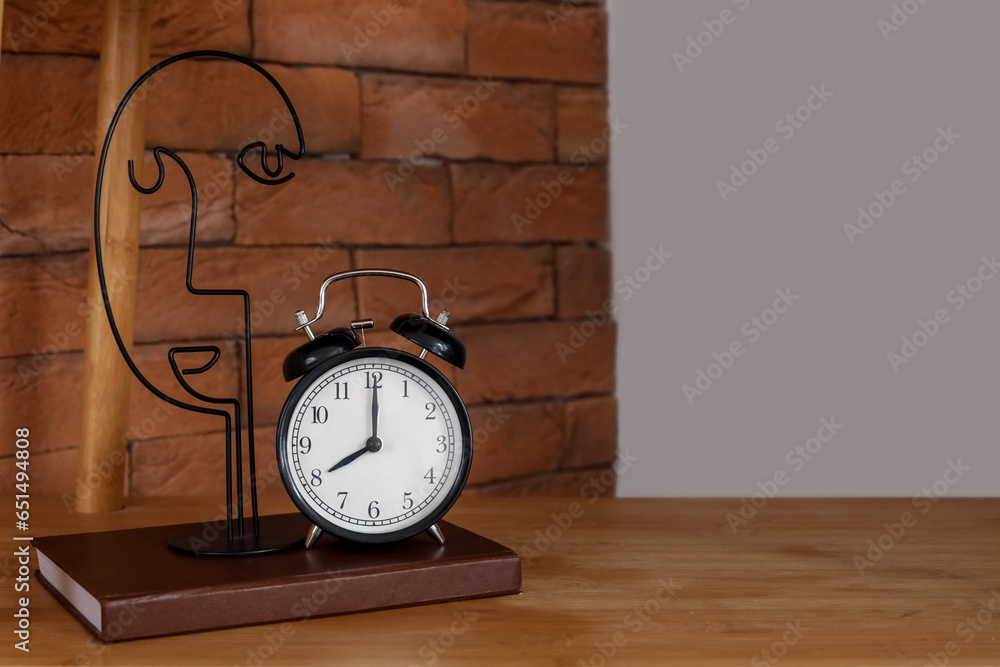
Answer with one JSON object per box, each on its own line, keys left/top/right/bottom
{"left": 168, "top": 514, "right": 305, "bottom": 557}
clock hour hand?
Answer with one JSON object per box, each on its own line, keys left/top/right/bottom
{"left": 328, "top": 446, "right": 368, "bottom": 473}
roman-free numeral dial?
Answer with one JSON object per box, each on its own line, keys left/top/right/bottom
{"left": 277, "top": 349, "right": 472, "bottom": 543}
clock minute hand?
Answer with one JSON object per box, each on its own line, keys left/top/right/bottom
{"left": 328, "top": 381, "right": 384, "bottom": 474}
{"left": 328, "top": 446, "right": 368, "bottom": 473}
{"left": 371, "top": 381, "right": 379, "bottom": 439}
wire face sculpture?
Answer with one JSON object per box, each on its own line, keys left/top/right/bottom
{"left": 94, "top": 51, "right": 307, "bottom": 556}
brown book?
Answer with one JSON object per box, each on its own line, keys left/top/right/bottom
{"left": 34, "top": 513, "right": 521, "bottom": 642}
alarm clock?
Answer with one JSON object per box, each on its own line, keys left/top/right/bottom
{"left": 276, "top": 269, "right": 472, "bottom": 547}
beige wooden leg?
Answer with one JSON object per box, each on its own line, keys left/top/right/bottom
{"left": 76, "top": 0, "right": 152, "bottom": 513}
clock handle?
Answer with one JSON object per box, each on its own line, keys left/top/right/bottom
{"left": 295, "top": 269, "right": 432, "bottom": 335}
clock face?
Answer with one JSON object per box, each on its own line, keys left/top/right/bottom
{"left": 277, "top": 348, "right": 472, "bottom": 543}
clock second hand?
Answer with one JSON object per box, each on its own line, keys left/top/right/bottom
{"left": 327, "top": 380, "right": 383, "bottom": 473}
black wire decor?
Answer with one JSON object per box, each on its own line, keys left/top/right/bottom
{"left": 94, "top": 51, "right": 306, "bottom": 556}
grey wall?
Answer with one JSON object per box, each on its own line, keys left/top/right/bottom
{"left": 609, "top": 1, "right": 1000, "bottom": 497}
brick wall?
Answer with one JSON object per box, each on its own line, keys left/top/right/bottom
{"left": 0, "top": 0, "right": 616, "bottom": 500}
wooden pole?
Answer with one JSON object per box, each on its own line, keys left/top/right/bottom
{"left": 76, "top": 0, "right": 152, "bottom": 512}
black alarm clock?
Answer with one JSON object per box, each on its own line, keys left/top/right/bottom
{"left": 277, "top": 269, "right": 472, "bottom": 547}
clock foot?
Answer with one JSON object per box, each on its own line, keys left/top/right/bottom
{"left": 305, "top": 524, "right": 324, "bottom": 549}
{"left": 426, "top": 523, "right": 446, "bottom": 545}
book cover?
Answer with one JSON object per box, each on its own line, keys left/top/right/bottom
{"left": 34, "top": 513, "right": 521, "bottom": 642}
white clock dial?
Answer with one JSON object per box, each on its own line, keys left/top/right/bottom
{"left": 278, "top": 350, "right": 471, "bottom": 540}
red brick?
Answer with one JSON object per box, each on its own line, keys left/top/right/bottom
{"left": 133, "top": 246, "right": 354, "bottom": 343}
{"left": 235, "top": 159, "right": 449, "bottom": 247}
{"left": 129, "top": 426, "right": 287, "bottom": 496}
{"left": 555, "top": 244, "right": 610, "bottom": 318}
{"left": 468, "top": 1, "right": 607, "bottom": 84}
{"left": 355, "top": 245, "right": 554, "bottom": 324}
{"left": 1, "top": 0, "right": 102, "bottom": 55}
{"left": 361, "top": 74, "right": 554, "bottom": 162}
{"left": 253, "top": 0, "right": 465, "bottom": 73}
{"left": 451, "top": 163, "right": 607, "bottom": 243}
{"left": 124, "top": 343, "right": 243, "bottom": 444}
{"left": 467, "top": 464, "right": 614, "bottom": 496}
{"left": 0, "top": 152, "right": 233, "bottom": 256}
{"left": 556, "top": 86, "right": 608, "bottom": 162}
{"left": 0, "top": 252, "right": 88, "bottom": 358}
{"left": 145, "top": 59, "right": 359, "bottom": 154}
{"left": 0, "top": 341, "right": 241, "bottom": 457}
{"left": 0, "top": 56, "right": 354, "bottom": 157}
{"left": 453, "top": 320, "right": 615, "bottom": 404}
{"left": 0, "top": 246, "right": 352, "bottom": 357}
{"left": 151, "top": 0, "right": 251, "bottom": 55}
{"left": 249, "top": 335, "right": 316, "bottom": 428}
{"left": 0, "top": 448, "right": 77, "bottom": 496}
{"left": 0, "top": 54, "right": 98, "bottom": 154}
{"left": 1, "top": 0, "right": 250, "bottom": 56}
{"left": 561, "top": 395, "right": 616, "bottom": 468}
{"left": 467, "top": 401, "right": 563, "bottom": 485}
{"left": 135, "top": 152, "right": 235, "bottom": 246}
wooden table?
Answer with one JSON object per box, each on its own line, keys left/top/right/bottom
{"left": 4, "top": 496, "right": 1000, "bottom": 665}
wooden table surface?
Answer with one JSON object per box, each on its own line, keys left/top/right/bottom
{"left": 3, "top": 495, "right": 1000, "bottom": 666}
